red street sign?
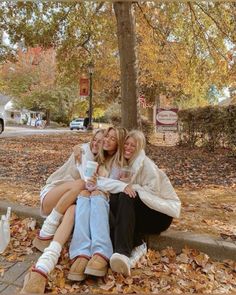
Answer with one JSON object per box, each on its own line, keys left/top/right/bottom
{"left": 80, "top": 78, "right": 89, "bottom": 97}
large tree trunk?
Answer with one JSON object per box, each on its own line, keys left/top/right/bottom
{"left": 114, "top": 2, "right": 139, "bottom": 130}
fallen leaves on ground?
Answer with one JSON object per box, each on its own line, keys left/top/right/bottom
{"left": 47, "top": 246, "right": 236, "bottom": 294}
{"left": 0, "top": 133, "right": 235, "bottom": 238}
{"left": 0, "top": 133, "right": 235, "bottom": 192}
{"left": 1, "top": 213, "right": 235, "bottom": 294}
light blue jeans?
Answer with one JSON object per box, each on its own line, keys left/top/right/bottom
{"left": 69, "top": 195, "right": 113, "bottom": 260}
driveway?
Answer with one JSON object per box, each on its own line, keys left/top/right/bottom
{"left": 0, "top": 126, "right": 85, "bottom": 138}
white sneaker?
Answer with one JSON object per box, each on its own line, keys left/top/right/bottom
{"left": 130, "top": 242, "right": 147, "bottom": 268}
{"left": 110, "top": 253, "right": 131, "bottom": 276}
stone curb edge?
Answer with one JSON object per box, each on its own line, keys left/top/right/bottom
{"left": 1, "top": 201, "right": 235, "bottom": 262}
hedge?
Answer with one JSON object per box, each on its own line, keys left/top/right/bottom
{"left": 178, "top": 105, "right": 236, "bottom": 152}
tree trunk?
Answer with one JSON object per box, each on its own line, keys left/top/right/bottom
{"left": 114, "top": 2, "right": 139, "bottom": 130}
{"left": 45, "top": 109, "right": 50, "bottom": 125}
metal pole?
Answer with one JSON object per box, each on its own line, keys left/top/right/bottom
{"left": 88, "top": 72, "right": 93, "bottom": 129}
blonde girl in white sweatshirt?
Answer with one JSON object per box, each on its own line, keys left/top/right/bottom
{"left": 108, "top": 130, "right": 181, "bottom": 276}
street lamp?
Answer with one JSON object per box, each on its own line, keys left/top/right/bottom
{"left": 88, "top": 62, "right": 94, "bottom": 130}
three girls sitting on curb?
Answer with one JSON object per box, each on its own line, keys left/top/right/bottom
{"left": 21, "top": 127, "right": 181, "bottom": 294}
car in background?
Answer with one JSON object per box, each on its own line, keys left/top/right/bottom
{"left": 69, "top": 118, "right": 85, "bottom": 130}
{"left": 0, "top": 113, "right": 5, "bottom": 134}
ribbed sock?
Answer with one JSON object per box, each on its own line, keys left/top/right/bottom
{"left": 35, "top": 241, "right": 62, "bottom": 274}
{"left": 40, "top": 208, "right": 63, "bottom": 238}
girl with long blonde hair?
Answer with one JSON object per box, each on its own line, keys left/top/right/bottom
{"left": 109, "top": 130, "right": 181, "bottom": 276}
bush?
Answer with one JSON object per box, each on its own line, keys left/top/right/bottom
{"left": 104, "top": 102, "right": 121, "bottom": 126}
{"left": 178, "top": 105, "right": 236, "bottom": 153}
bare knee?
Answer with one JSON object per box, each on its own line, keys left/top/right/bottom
{"left": 79, "top": 190, "right": 91, "bottom": 198}
{"left": 69, "top": 180, "right": 86, "bottom": 196}
{"left": 75, "top": 179, "right": 86, "bottom": 188}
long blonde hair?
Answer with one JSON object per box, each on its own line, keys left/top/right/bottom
{"left": 96, "top": 126, "right": 128, "bottom": 172}
{"left": 89, "top": 129, "right": 105, "bottom": 155}
{"left": 125, "top": 130, "right": 146, "bottom": 165}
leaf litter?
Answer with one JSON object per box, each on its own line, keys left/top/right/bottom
{"left": 0, "top": 133, "right": 236, "bottom": 293}
{"left": 2, "top": 215, "right": 236, "bottom": 294}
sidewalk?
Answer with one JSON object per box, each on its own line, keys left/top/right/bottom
{"left": 0, "top": 252, "right": 40, "bottom": 294}
{"left": 0, "top": 200, "right": 236, "bottom": 294}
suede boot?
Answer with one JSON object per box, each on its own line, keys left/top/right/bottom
{"left": 68, "top": 256, "right": 89, "bottom": 281}
{"left": 20, "top": 268, "right": 47, "bottom": 294}
{"left": 85, "top": 254, "right": 108, "bottom": 277}
{"left": 33, "top": 234, "right": 52, "bottom": 252}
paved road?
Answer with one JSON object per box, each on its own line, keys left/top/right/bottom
{"left": 0, "top": 126, "right": 86, "bottom": 138}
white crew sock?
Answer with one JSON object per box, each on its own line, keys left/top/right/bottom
{"left": 35, "top": 241, "right": 62, "bottom": 275}
{"left": 39, "top": 208, "right": 63, "bottom": 238}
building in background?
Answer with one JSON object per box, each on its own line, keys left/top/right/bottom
{"left": 0, "top": 93, "right": 44, "bottom": 126}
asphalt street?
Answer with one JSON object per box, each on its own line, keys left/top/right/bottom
{"left": 0, "top": 126, "right": 85, "bottom": 138}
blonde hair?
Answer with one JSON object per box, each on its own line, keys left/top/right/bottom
{"left": 96, "top": 126, "right": 128, "bottom": 172}
{"left": 89, "top": 129, "right": 105, "bottom": 154}
{"left": 125, "top": 130, "right": 146, "bottom": 165}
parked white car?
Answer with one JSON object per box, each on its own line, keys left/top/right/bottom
{"left": 0, "top": 113, "right": 5, "bottom": 134}
{"left": 69, "top": 118, "right": 85, "bottom": 130}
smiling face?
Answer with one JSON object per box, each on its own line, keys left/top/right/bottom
{"left": 103, "top": 128, "right": 118, "bottom": 155}
{"left": 124, "top": 136, "right": 137, "bottom": 160}
{"left": 91, "top": 131, "right": 104, "bottom": 155}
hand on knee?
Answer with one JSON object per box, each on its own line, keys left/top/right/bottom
{"left": 78, "top": 190, "right": 91, "bottom": 198}
{"left": 90, "top": 190, "right": 108, "bottom": 200}
{"left": 90, "top": 190, "right": 104, "bottom": 196}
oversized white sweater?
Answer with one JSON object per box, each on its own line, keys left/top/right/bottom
{"left": 40, "top": 143, "right": 94, "bottom": 193}
{"left": 97, "top": 150, "right": 181, "bottom": 218}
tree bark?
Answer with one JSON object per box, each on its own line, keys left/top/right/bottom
{"left": 114, "top": 2, "right": 139, "bottom": 130}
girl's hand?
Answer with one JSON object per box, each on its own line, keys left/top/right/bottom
{"left": 87, "top": 173, "right": 98, "bottom": 187}
{"left": 124, "top": 184, "right": 136, "bottom": 198}
{"left": 73, "top": 145, "right": 82, "bottom": 163}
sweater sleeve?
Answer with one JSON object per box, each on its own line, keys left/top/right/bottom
{"left": 97, "top": 177, "right": 127, "bottom": 194}
{"left": 132, "top": 158, "right": 181, "bottom": 218}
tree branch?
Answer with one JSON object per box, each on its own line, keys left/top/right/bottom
{"left": 188, "top": 2, "right": 228, "bottom": 63}
{"left": 136, "top": 2, "right": 166, "bottom": 44}
{"left": 195, "top": 2, "right": 235, "bottom": 43}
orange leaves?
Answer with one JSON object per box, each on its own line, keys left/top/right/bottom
{"left": 1, "top": 215, "right": 235, "bottom": 294}
{"left": 194, "top": 253, "right": 210, "bottom": 267}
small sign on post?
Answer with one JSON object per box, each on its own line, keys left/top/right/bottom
{"left": 80, "top": 78, "right": 89, "bottom": 97}
{"left": 156, "top": 108, "right": 178, "bottom": 132}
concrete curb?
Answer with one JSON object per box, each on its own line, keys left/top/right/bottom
{"left": 148, "top": 231, "right": 236, "bottom": 261}
{"left": 0, "top": 201, "right": 43, "bottom": 224}
{"left": 1, "top": 201, "right": 236, "bottom": 262}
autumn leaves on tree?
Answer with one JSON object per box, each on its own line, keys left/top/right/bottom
{"left": 0, "top": 2, "right": 236, "bottom": 128}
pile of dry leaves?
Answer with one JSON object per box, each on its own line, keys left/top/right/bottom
{"left": 1, "top": 214, "right": 235, "bottom": 294}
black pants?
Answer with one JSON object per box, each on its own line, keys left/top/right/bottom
{"left": 109, "top": 192, "right": 173, "bottom": 257}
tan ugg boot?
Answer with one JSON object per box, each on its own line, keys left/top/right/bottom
{"left": 33, "top": 234, "right": 52, "bottom": 252}
{"left": 67, "top": 256, "right": 89, "bottom": 281}
{"left": 84, "top": 254, "right": 108, "bottom": 277}
{"left": 20, "top": 268, "right": 47, "bottom": 294}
